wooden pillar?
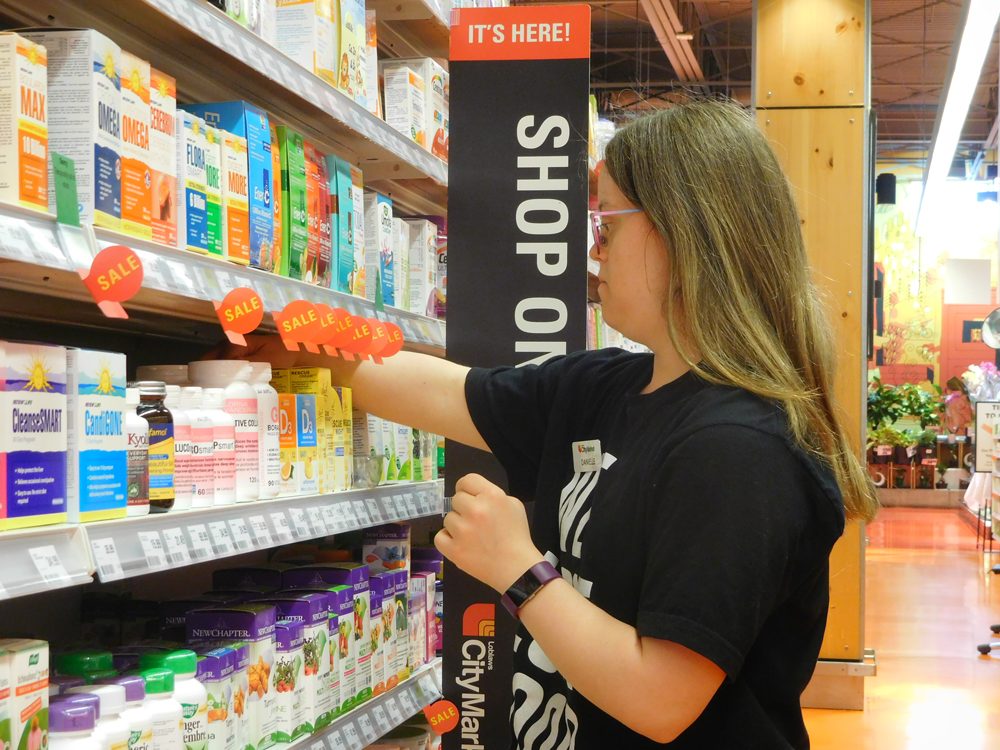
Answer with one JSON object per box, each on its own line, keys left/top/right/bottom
{"left": 753, "top": 0, "right": 873, "bottom": 709}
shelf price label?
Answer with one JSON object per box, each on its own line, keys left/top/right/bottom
{"left": 321, "top": 505, "right": 339, "bottom": 531}
{"left": 288, "top": 508, "right": 311, "bottom": 537}
{"left": 187, "top": 524, "right": 213, "bottom": 559}
{"left": 271, "top": 512, "right": 293, "bottom": 542}
{"left": 214, "top": 287, "right": 265, "bottom": 346}
{"left": 306, "top": 506, "right": 327, "bottom": 535}
{"left": 325, "top": 731, "right": 347, "bottom": 750}
{"left": 249, "top": 515, "right": 272, "bottom": 546}
{"left": 208, "top": 521, "right": 235, "bottom": 555}
{"left": 398, "top": 690, "right": 418, "bottom": 716}
{"left": 372, "top": 705, "right": 390, "bottom": 733}
{"left": 29, "top": 545, "right": 70, "bottom": 586}
{"left": 366, "top": 497, "right": 383, "bottom": 523}
{"left": 229, "top": 518, "right": 253, "bottom": 550}
{"left": 341, "top": 722, "right": 361, "bottom": 750}
{"left": 385, "top": 697, "right": 403, "bottom": 725}
{"left": 392, "top": 495, "right": 407, "bottom": 519}
{"left": 356, "top": 714, "right": 376, "bottom": 744}
{"left": 351, "top": 500, "right": 369, "bottom": 527}
{"left": 404, "top": 494, "right": 419, "bottom": 517}
{"left": 138, "top": 531, "right": 168, "bottom": 570}
{"left": 90, "top": 537, "right": 124, "bottom": 581}
{"left": 162, "top": 528, "right": 191, "bottom": 565}
{"left": 311, "top": 741, "right": 324, "bottom": 750}
{"left": 78, "top": 244, "right": 144, "bottom": 319}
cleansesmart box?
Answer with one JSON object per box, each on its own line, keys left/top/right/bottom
{"left": 176, "top": 111, "right": 210, "bottom": 255}
{"left": 0, "top": 33, "right": 48, "bottom": 213}
{"left": 22, "top": 28, "right": 121, "bottom": 229}
{"left": 66, "top": 348, "right": 127, "bottom": 522}
{"left": 184, "top": 102, "right": 274, "bottom": 271}
{"left": 149, "top": 68, "right": 177, "bottom": 247}
{"left": 0, "top": 341, "right": 68, "bottom": 530}
{"left": 119, "top": 51, "right": 151, "bottom": 240}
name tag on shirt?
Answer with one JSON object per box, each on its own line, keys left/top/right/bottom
{"left": 572, "top": 440, "right": 602, "bottom": 473}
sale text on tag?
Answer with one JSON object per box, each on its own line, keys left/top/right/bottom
{"left": 214, "top": 287, "right": 265, "bottom": 346}
{"left": 78, "top": 244, "right": 144, "bottom": 318}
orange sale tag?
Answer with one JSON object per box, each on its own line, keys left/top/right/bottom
{"left": 311, "top": 304, "right": 342, "bottom": 354}
{"left": 213, "top": 288, "right": 264, "bottom": 347}
{"left": 338, "top": 315, "right": 374, "bottom": 357}
{"left": 381, "top": 322, "right": 405, "bottom": 359}
{"left": 77, "top": 244, "right": 144, "bottom": 319}
{"left": 423, "top": 700, "right": 460, "bottom": 735}
{"left": 274, "top": 300, "right": 323, "bottom": 353}
{"left": 325, "top": 309, "right": 364, "bottom": 360}
{"left": 359, "top": 319, "right": 390, "bottom": 364}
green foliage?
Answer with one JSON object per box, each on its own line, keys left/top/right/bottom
{"left": 868, "top": 378, "right": 905, "bottom": 433}
{"left": 868, "top": 378, "right": 944, "bottom": 434}
{"left": 869, "top": 426, "right": 907, "bottom": 448}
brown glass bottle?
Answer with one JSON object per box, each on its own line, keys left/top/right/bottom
{"left": 135, "top": 380, "right": 175, "bottom": 512}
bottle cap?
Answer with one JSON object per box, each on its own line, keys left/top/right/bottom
{"left": 135, "top": 381, "right": 167, "bottom": 397}
{"left": 49, "top": 702, "right": 97, "bottom": 733}
{"left": 180, "top": 386, "right": 203, "bottom": 410}
{"left": 202, "top": 388, "right": 226, "bottom": 411}
{"left": 52, "top": 692, "right": 101, "bottom": 720}
{"left": 96, "top": 675, "right": 146, "bottom": 704}
{"left": 56, "top": 651, "right": 114, "bottom": 679}
{"left": 247, "top": 362, "right": 272, "bottom": 384}
{"left": 139, "top": 649, "right": 199, "bottom": 679}
{"left": 164, "top": 385, "right": 182, "bottom": 408}
{"left": 126, "top": 388, "right": 140, "bottom": 407}
{"left": 140, "top": 668, "right": 174, "bottom": 695}
{"left": 66, "top": 684, "right": 126, "bottom": 718}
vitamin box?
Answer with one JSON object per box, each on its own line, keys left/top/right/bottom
{"left": 302, "top": 143, "right": 322, "bottom": 284}
{"left": 66, "top": 348, "right": 127, "bottom": 522}
{"left": 367, "top": 573, "right": 388, "bottom": 696}
{"left": 327, "top": 155, "right": 353, "bottom": 294}
{"left": 315, "top": 148, "right": 334, "bottom": 288}
{"left": 295, "top": 394, "right": 318, "bottom": 495}
{"left": 0, "top": 639, "right": 48, "bottom": 750}
{"left": 203, "top": 123, "right": 224, "bottom": 257}
{"left": 391, "top": 570, "right": 409, "bottom": 684}
{"left": 349, "top": 165, "right": 365, "bottom": 299}
{"left": 276, "top": 588, "right": 339, "bottom": 723}
{"left": 184, "top": 102, "right": 274, "bottom": 270}
{"left": 269, "top": 124, "right": 283, "bottom": 276}
{"left": 362, "top": 523, "right": 410, "bottom": 574}
{"left": 286, "top": 369, "right": 332, "bottom": 493}
{"left": 22, "top": 28, "right": 121, "bottom": 229}
{"left": 119, "top": 51, "right": 151, "bottom": 240}
{"left": 274, "top": 0, "right": 336, "bottom": 86}
{"left": 271, "top": 620, "right": 308, "bottom": 743}
{"left": 330, "top": 386, "right": 352, "bottom": 492}
{"left": 186, "top": 605, "right": 277, "bottom": 750}
{"left": 195, "top": 648, "right": 235, "bottom": 750}
{"left": 0, "top": 342, "right": 68, "bottom": 530}
{"left": 277, "top": 394, "right": 298, "bottom": 496}
{"left": 391, "top": 218, "right": 410, "bottom": 312}
{"left": 383, "top": 58, "right": 447, "bottom": 159}
{"left": 379, "top": 60, "right": 425, "bottom": 148}
{"left": 176, "top": 111, "right": 210, "bottom": 254}
{"left": 364, "top": 11, "right": 380, "bottom": 117}
{"left": 149, "top": 69, "right": 177, "bottom": 247}
{"left": 338, "top": 0, "right": 366, "bottom": 106}
{"left": 221, "top": 130, "right": 251, "bottom": 265}
{"left": 404, "top": 218, "right": 437, "bottom": 315}
{"left": 277, "top": 127, "right": 307, "bottom": 279}
{"left": 362, "top": 192, "right": 394, "bottom": 306}
{"left": 0, "top": 33, "right": 48, "bottom": 212}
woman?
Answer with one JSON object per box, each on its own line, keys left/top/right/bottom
{"left": 236, "top": 99, "right": 877, "bottom": 748}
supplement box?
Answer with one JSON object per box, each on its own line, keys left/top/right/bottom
{"left": 285, "top": 368, "right": 333, "bottom": 493}
{"left": 364, "top": 11, "right": 380, "bottom": 117}
{"left": 21, "top": 28, "right": 121, "bottom": 229}
{"left": 274, "top": 0, "right": 336, "bottom": 86}
{"left": 252, "top": 595, "right": 329, "bottom": 733}
{"left": 184, "top": 102, "right": 274, "bottom": 270}
{"left": 382, "top": 58, "right": 447, "bottom": 158}
{"left": 362, "top": 192, "right": 394, "bottom": 306}
{"left": 220, "top": 129, "right": 251, "bottom": 265}
{"left": 203, "top": 123, "right": 224, "bottom": 257}
{"left": 409, "top": 571, "right": 436, "bottom": 661}
{"left": 392, "top": 423, "right": 413, "bottom": 481}
{"left": 213, "top": 566, "right": 290, "bottom": 592}
{"left": 275, "top": 588, "right": 338, "bottom": 723}
{"left": 195, "top": 648, "right": 235, "bottom": 750}
{"left": 268, "top": 125, "right": 283, "bottom": 276}
{"left": 197, "top": 641, "right": 248, "bottom": 750}
{"left": 0, "top": 33, "right": 48, "bottom": 212}
{"left": 391, "top": 570, "right": 409, "bottom": 684}
{"left": 337, "top": 0, "right": 366, "bottom": 105}
{"left": 349, "top": 165, "right": 365, "bottom": 299}
{"left": 391, "top": 218, "right": 410, "bottom": 312}
{"left": 277, "top": 394, "right": 298, "bottom": 496}
{"left": 0, "top": 342, "right": 68, "bottom": 529}
{"left": 149, "top": 68, "right": 177, "bottom": 247}
{"left": 350, "top": 409, "right": 382, "bottom": 488}
{"left": 0, "top": 639, "right": 48, "bottom": 750}
{"left": 367, "top": 573, "right": 388, "bottom": 696}
{"left": 270, "top": 620, "right": 308, "bottom": 743}
{"left": 119, "top": 51, "right": 151, "bottom": 240}
{"left": 315, "top": 150, "right": 334, "bottom": 288}
{"left": 404, "top": 218, "right": 438, "bottom": 316}
{"left": 379, "top": 60, "right": 425, "bottom": 148}
{"left": 186, "top": 605, "right": 277, "bottom": 750}
{"left": 330, "top": 386, "right": 352, "bottom": 492}
{"left": 407, "top": 577, "right": 426, "bottom": 670}
{"left": 381, "top": 420, "right": 396, "bottom": 482}
{"left": 362, "top": 523, "right": 411, "bottom": 574}
{"left": 302, "top": 143, "right": 322, "bottom": 284}
{"left": 66, "top": 348, "right": 127, "bottom": 522}
{"left": 327, "top": 155, "right": 354, "bottom": 295}
{"left": 175, "top": 111, "right": 210, "bottom": 255}
{"left": 277, "top": 127, "right": 307, "bottom": 279}
{"left": 295, "top": 394, "right": 318, "bottom": 495}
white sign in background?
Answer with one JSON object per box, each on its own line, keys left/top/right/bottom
{"left": 975, "top": 401, "right": 1000, "bottom": 472}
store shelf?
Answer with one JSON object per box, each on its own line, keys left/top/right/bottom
{"left": 0, "top": 204, "right": 446, "bottom": 355}
{"left": 373, "top": 0, "right": 451, "bottom": 61}
{"left": 86, "top": 480, "right": 445, "bottom": 582}
{"left": 0, "top": 0, "right": 448, "bottom": 216}
{"left": 0, "top": 480, "right": 443, "bottom": 597}
{"left": 280, "top": 659, "right": 442, "bottom": 750}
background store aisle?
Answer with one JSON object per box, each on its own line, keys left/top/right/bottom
{"left": 803, "top": 508, "right": 1000, "bottom": 748}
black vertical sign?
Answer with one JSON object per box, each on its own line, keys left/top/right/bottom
{"left": 445, "top": 6, "right": 591, "bottom": 748}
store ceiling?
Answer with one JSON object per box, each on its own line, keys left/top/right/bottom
{"left": 517, "top": 0, "right": 999, "bottom": 168}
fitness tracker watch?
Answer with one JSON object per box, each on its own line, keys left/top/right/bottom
{"left": 501, "top": 560, "right": 561, "bottom": 618}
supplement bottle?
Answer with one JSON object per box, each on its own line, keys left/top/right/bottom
{"left": 247, "top": 362, "right": 281, "bottom": 500}
{"left": 125, "top": 388, "right": 150, "bottom": 517}
{"left": 188, "top": 361, "right": 259, "bottom": 502}
{"left": 49, "top": 701, "right": 102, "bottom": 750}
{"left": 135, "top": 381, "right": 175, "bottom": 512}
{"left": 201, "top": 389, "right": 236, "bottom": 505}
{"left": 66, "top": 685, "right": 129, "bottom": 750}
{"left": 50, "top": 676, "right": 87, "bottom": 698}
{"left": 56, "top": 652, "right": 117, "bottom": 684}
{"left": 140, "top": 652, "right": 207, "bottom": 750}
{"left": 140, "top": 669, "right": 183, "bottom": 750}
{"left": 181, "top": 387, "right": 215, "bottom": 508}
{"left": 164, "top": 386, "right": 193, "bottom": 511}
{"left": 97, "top": 676, "right": 153, "bottom": 750}
{"left": 135, "top": 365, "right": 190, "bottom": 386}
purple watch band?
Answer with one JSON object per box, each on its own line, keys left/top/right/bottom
{"left": 501, "top": 561, "right": 560, "bottom": 618}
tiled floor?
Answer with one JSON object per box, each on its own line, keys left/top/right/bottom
{"left": 803, "top": 507, "right": 1000, "bottom": 748}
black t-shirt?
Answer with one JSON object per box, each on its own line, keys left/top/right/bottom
{"left": 465, "top": 349, "right": 846, "bottom": 749}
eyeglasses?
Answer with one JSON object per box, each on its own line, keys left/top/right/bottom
{"left": 590, "top": 209, "right": 642, "bottom": 249}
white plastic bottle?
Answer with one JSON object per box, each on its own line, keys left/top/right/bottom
{"left": 140, "top": 652, "right": 207, "bottom": 750}
{"left": 125, "top": 388, "right": 150, "bottom": 517}
{"left": 201, "top": 388, "right": 236, "bottom": 505}
{"left": 49, "top": 701, "right": 102, "bottom": 750}
{"left": 140, "top": 669, "right": 183, "bottom": 750}
{"left": 66, "top": 685, "right": 129, "bottom": 750}
{"left": 247, "top": 362, "right": 281, "bottom": 500}
{"left": 189, "top": 361, "right": 260, "bottom": 502}
{"left": 181, "top": 387, "right": 215, "bottom": 508}
{"left": 164, "top": 386, "right": 193, "bottom": 511}
{"left": 98, "top": 676, "right": 153, "bottom": 750}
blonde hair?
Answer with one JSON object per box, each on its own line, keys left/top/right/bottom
{"left": 604, "top": 99, "right": 878, "bottom": 522}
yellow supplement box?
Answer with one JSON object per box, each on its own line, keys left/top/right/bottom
{"left": 0, "top": 33, "right": 47, "bottom": 213}
{"left": 278, "top": 393, "right": 299, "bottom": 496}
{"left": 287, "top": 369, "right": 334, "bottom": 493}
{"left": 119, "top": 51, "right": 151, "bottom": 240}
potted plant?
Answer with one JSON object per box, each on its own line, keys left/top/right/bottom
{"left": 868, "top": 426, "right": 905, "bottom": 465}
{"left": 868, "top": 378, "right": 905, "bottom": 434}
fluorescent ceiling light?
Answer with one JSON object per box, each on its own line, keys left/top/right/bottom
{"left": 915, "top": 0, "right": 1000, "bottom": 236}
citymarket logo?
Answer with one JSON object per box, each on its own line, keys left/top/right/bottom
{"left": 455, "top": 604, "right": 496, "bottom": 749}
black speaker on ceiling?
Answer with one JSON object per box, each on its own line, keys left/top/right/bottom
{"left": 875, "top": 173, "right": 896, "bottom": 205}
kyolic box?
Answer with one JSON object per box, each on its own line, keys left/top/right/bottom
{"left": 362, "top": 192, "right": 394, "bottom": 306}
{"left": 21, "top": 29, "right": 121, "bottom": 229}
{"left": 119, "top": 51, "right": 151, "bottom": 239}
{"left": 0, "top": 33, "right": 48, "bottom": 212}
{"left": 277, "top": 127, "right": 307, "bottom": 279}
{"left": 149, "top": 68, "right": 177, "bottom": 247}
{"left": 65, "top": 348, "right": 126, "bottom": 522}
{"left": 176, "top": 111, "right": 210, "bottom": 255}
{"left": 271, "top": 620, "right": 307, "bottom": 743}
{"left": 187, "top": 605, "right": 277, "bottom": 750}
{"left": 0, "top": 639, "right": 48, "bottom": 750}
{"left": 184, "top": 102, "right": 274, "bottom": 270}
{"left": 0, "top": 342, "right": 67, "bottom": 530}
